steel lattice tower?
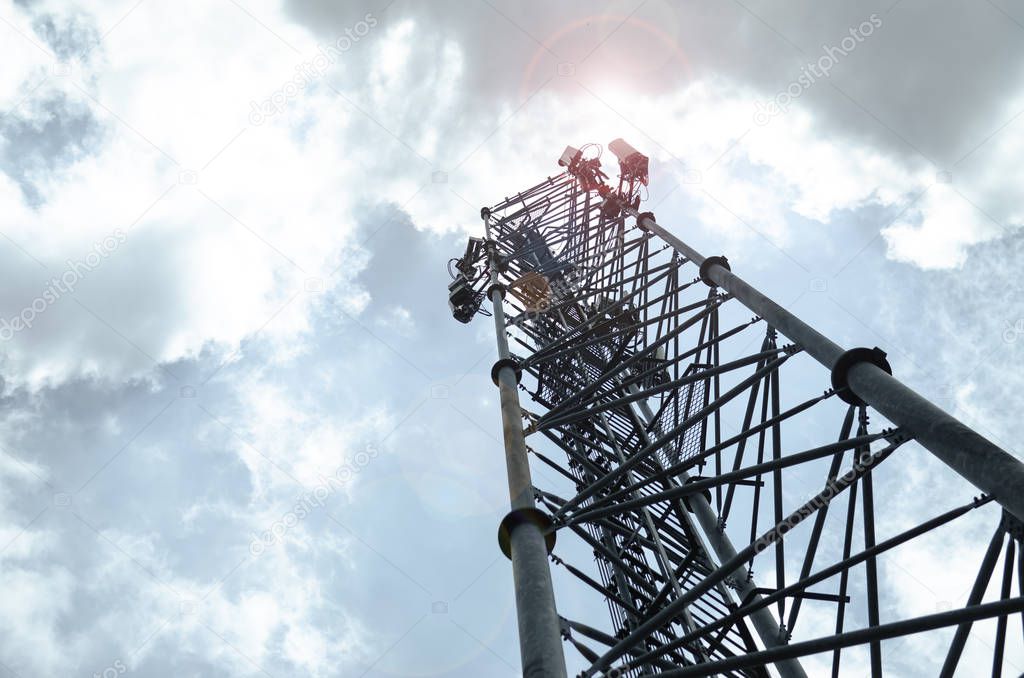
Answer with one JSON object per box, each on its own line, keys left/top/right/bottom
{"left": 446, "top": 140, "right": 1024, "bottom": 677}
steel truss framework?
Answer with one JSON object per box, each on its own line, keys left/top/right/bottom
{"left": 448, "top": 142, "right": 1024, "bottom": 677}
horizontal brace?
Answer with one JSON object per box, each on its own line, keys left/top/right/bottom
{"left": 606, "top": 390, "right": 835, "bottom": 503}
{"left": 554, "top": 352, "right": 795, "bottom": 521}
{"left": 566, "top": 431, "right": 893, "bottom": 527}
{"left": 647, "top": 596, "right": 1024, "bottom": 678}
{"left": 536, "top": 346, "right": 792, "bottom": 432}
{"left": 730, "top": 479, "right": 764, "bottom": 488}
{"left": 629, "top": 208, "right": 1024, "bottom": 522}
{"left": 582, "top": 443, "right": 896, "bottom": 676}
{"left": 617, "top": 495, "right": 992, "bottom": 670}
{"left": 745, "top": 588, "right": 850, "bottom": 605}
{"left": 535, "top": 300, "right": 725, "bottom": 424}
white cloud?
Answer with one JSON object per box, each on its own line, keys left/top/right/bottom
{"left": 883, "top": 185, "right": 1006, "bottom": 269}
{"left": 5, "top": 0, "right": 1011, "bottom": 389}
{"left": 2, "top": 1, "right": 1024, "bottom": 676}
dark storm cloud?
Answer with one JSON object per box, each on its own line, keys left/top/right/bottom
{"left": 0, "top": 92, "right": 105, "bottom": 207}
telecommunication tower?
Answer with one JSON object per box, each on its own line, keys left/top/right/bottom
{"left": 447, "top": 139, "right": 1024, "bottom": 677}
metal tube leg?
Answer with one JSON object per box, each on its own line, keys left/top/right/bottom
{"left": 508, "top": 518, "right": 568, "bottom": 678}
{"left": 486, "top": 227, "right": 568, "bottom": 678}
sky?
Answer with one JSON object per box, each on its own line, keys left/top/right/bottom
{"left": 0, "top": 0, "right": 1023, "bottom": 676}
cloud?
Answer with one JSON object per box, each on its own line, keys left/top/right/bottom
{"left": 7, "top": 0, "right": 1019, "bottom": 388}
{"left": 0, "top": 185, "right": 518, "bottom": 675}
{"left": 0, "top": 90, "right": 104, "bottom": 206}
{"left": 30, "top": 6, "right": 99, "bottom": 60}
{"left": 882, "top": 184, "right": 1007, "bottom": 269}
{"left": 1, "top": 1, "right": 1023, "bottom": 675}
{"left": 284, "top": 0, "right": 1024, "bottom": 270}
{"left": 0, "top": 1, "right": 364, "bottom": 388}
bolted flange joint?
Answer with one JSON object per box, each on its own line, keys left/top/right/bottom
{"left": 830, "top": 346, "right": 892, "bottom": 406}
{"left": 635, "top": 211, "right": 656, "bottom": 231}
{"left": 681, "top": 476, "right": 713, "bottom": 513}
{"left": 498, "top": 508, "right": 556, "bottom": 559}
{"left": 491, "top": 357, "right": 522, "bottom": 386}
{"left": 699, "top": 256, "right": 731, "bottom": 287}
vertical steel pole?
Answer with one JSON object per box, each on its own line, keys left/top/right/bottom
{"left": 483, "top": 212, "right": 568, "bottom": 678}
